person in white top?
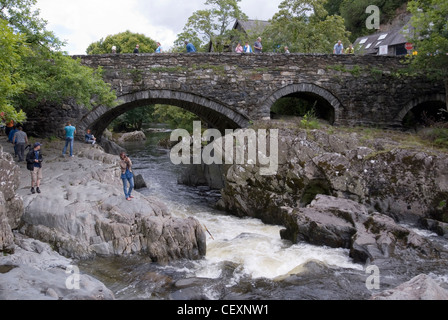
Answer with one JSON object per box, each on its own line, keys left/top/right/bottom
{"left": 243, "top": 41, "right": 253, "bottom": 53}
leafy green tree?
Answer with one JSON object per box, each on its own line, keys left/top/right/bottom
{"left": 86, "top": 30, "right": 157, "bottom": 54}
{"left": 407, "top": 0, "right": 448, "bottom": 110}
{"left": 0, "top": 0, "right": 116, "bottom": 120}
{"left": 174, "top": 0, "right": 248, "bottom": 52}
{"left": 17, "top": 52, "right": 116, "bottom": 109}
{"left": 324, "top": 0, "right": 344, "bottom": 16}
{"left": 111, "top": 105, "right": 156, "bottom": 132}
{"left": 0, "top": 0, "right": 64, "bottom": 50}
{"left": 340, "top": 0, "right": 408, "bottom": 42}
{"left": 153, "top": 105, "right": 200, "bottom": 133}
{"left": 263, "top": 0, "right": 350, "bottom": 53}
{"left": 0, "top": 18, "right": 27, "bottom": 123}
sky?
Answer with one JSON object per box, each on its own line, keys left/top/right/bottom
{"left": 35, "top": 0, "right": 283, "bottom": 55}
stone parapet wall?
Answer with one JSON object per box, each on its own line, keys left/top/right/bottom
{"left": 24, "top": 53, "right": 445, "bottom": 139}
{"left": 73, "top": 53, "right": 445, "bottom": 135}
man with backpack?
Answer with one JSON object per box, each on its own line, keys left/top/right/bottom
{"left": 26, "top": 142, "right": 43, "bottom": 194}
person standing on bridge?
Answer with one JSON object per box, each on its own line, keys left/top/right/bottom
{"left": 155, "top": 42, "right": 163, "bottom": 53}
{"left": 235, "top": 42, "right": 244, "bottom": 53}
{"left": 243, "top": 41, "right": 253, "bottom": 53}
{"left": 345, "top": 44, "right": 354, "bottom": 54}
{"left": 185, "top": 41, "right": 196, "bottom": 53}
{"left": 120, "top": 152, "right": 134, "bottom": 201}
{"left": 333, "top": 40, "right": 344, "bottom": 55}
{"left": 254, "top": 37, "right": 263, "bottom": 53}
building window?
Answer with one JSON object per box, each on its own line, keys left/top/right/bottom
{"left": 395, "top": 43, "right": 408, "bottom": 56}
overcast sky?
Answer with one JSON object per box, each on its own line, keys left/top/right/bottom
{"left": 35, "top": 0, "right": 283, "bottom": 55}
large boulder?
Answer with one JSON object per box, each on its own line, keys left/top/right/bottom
{"left": 219, "top": 124, "right": 448, "bottom": 227}
{"left": 118, "top": 131, "right": 146, "bottom": 144}
{"left": 0, "top": 193, "right": 14, "bottom": 254}
{"left": 18, "top": 142, "right": 206, "bottom": 262}
{"left": 0, "top": 235, "right": 115, "bottom": 300}
{"left": 371, "top": 274, "right": 448, "bottom": 300}
{"left": 0, "top": 145, "right": 24, "bottom": 254}
{"left": 280, "top": 195, "right": 439, "bottom": 263}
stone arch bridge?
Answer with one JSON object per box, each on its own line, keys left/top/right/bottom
{"left": 73, "top": 53, "right": 445, "bottom": 138}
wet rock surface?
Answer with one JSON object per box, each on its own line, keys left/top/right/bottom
{"left": 0, "top": 145, "right": 23, "bottom": 254}
{"left": 12, "top": 140, "right": 206, "bottom": 262}
{"left": 0, "top": 234, "right": 115, "bottom": 300}
{"left": 371, "top": 274, "right": 448, "bottom": 300}
{"left": 0, "top": 135, "right": 206, "bottom": 299}
{"left": 219, "top": 123, "right": 448, "bottom": 230}
{"left": 281, "top": 195, "right": 439, "bottom": 263}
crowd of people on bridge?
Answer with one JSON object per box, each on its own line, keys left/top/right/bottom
{"left": 120, "top": 38, "right": 355, "bottom": 55}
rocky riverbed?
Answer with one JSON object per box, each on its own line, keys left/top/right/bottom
{"left": 212, "top": 120, "right": 448, "bottom": 297}
{"left": 1, "top": 121, "right": 448, "bottom": 300}
{"left": 0, "top": 136, "right": 206, "bottom": 300}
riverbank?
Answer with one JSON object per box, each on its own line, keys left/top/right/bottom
{"left": 80, "top": 127, "right": 448, "bottom": 300}
{"left": 1, "top": 124, "right": 448, "bottom": 300}
{"left": 0, "top": 134, "right": 205, "bottom": 300}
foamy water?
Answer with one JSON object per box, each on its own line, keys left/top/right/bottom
{"left": 161, "top": 204, "right": 363, "bottom": 281}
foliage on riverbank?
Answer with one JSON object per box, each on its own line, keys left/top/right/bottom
{"left": 0, "top": 0, "right": 116, "bottom": 124}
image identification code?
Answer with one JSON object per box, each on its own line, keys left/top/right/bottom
{"left": 177, "top": 304, "right": 269, "bottom": 318}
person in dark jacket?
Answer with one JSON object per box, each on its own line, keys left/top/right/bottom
{"left": 26, "top": 142, "right": 43, "bottom": 194}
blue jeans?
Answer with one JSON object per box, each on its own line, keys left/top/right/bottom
{"left": 63, "top": 137, "right": 74, "bottom": 156}
{"left": 121, "top": 171, "right": 134, "bottom": 199}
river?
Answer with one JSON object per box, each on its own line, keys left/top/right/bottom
{"left": 78, "top": 128, "right": 448, "bottom": 300}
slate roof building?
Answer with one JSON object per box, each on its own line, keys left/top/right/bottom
{"left": 207, "top": 19, "right": 271, "bottom": 52}
{"left": 353, "top": 15, "right": 414, "bottom": 56}
{"left": 233, "top": 19, "right": 271, "bottom": 35}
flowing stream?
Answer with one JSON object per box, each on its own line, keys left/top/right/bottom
{"left": 78, "top": 128, "right": 448, "bottom": 300}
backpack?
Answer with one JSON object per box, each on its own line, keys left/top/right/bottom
{"left": 26, "top": 150, "right": 39, "bottom": 171}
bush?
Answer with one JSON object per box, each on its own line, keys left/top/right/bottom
{"left": 418, "top": 127, "right": 448, "bottom": 149}
{"left": 300, "top": 110, "right": 321, "bottom": 130}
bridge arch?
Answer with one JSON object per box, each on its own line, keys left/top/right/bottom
{"left": 395, "top": 93, "right": 447, "bottom": 127}
{"left": 262, "top": 83, "right": 343, "bottom": 125}
{"left": 78, "top": 89, "right": 250, "bottom": 139}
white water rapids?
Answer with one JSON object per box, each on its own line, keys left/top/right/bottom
{"left": 78, "top": 130, "right": 448, "bottom": 300}
{"left": 130, "top": 132, "right": 363, "bottom": 283}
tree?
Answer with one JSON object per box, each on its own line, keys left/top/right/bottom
{"left": 153, "top": 105, "right": 200, "bottom": 133}
{"left": 407, "top": 0, "right": 448, "bottom": 110}
{"left": 111, "top": 105, "right": 156, "bottom": 132}
{"left": 263, "top": 0, "right": 350, "bottom": 53}
{"left": 324, "top": 0, "right": 344, "bottom": 16}
{"left": 0, "top": 18, "right": 27, "bottom": 123}
{"left": 174, "top": 0, "right": 248, "bottom": 52}
{"left": 0, "top": 0, "right": 116, "bottom": 120}
{"left": 340, "top": 0, "right": 408, "bottom": 42}
{"left": 86, "top": 30, "right": 157, "bottom": 54}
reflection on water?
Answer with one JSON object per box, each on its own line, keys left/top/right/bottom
{"left": 78, "top": 130, "right": 448, "bottom": 300}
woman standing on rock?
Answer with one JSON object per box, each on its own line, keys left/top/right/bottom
{"left": 120, "top": 152, "right": 134, "bottom": 201}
